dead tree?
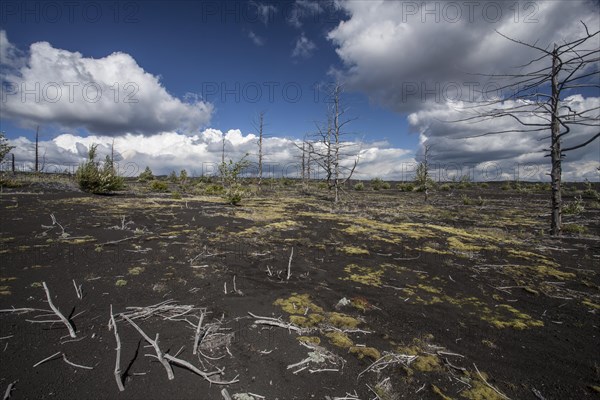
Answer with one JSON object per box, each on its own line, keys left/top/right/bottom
{"left": 452, "top": 23, "right": 599, "bottom": 235}
{"left": 311, "top": 83, "right": 361, "bottom": 203}
{"left": 252, "top": 111, "right": 267, "bottom": 188}
{"left": 34, "top": 125, "right": 39, "bottom": 173}
{"left": 292, "top": 134, "right": 313, "bottom": 191}
{"left": 415, "top": 144, "right": 432, "bottom": 202}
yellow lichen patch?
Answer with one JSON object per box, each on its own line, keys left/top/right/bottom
{"left": 506, "top": 249, "right": 558, "bottom": 267}
{"left": 128, "top": 266, "right": 145, "bottom": 276}
{"left": 237, "top": 220, "right": 299, "bottom": 236}
{"left": 0, "top": 286, "right": 11, "bottom": 295}
{"left": 505, "top": 264, "right": 575, "bottom": 280}
{"left": 343, "top": 264, "right": 384, "bottom": 287}
{"left": 481, "top": 304, "right": 544, "bottom": 329}
{"left": 115, "top": 279, "right": 128, "bottom": 287}
{"left": 296, "top": 336, "right": 321, "bottom": 345}
{"left": 432, "top": 384, "right": 453, "bottom": 400}
{"left": 325, "top": 331, "right": 354, "bottom": 348}
{"left": 582, "top": 300, "right": 600, "bottom": 310}
{"left": 416, "top": 284, "right": 442, "bottom": 294}
{"left": 412, "top": 354, "right": 442, "bottom": 372}
{"left": 61, "top": 236, "right": 96, "bottom": 244}
{"left": 460, "top": 374, "right": 506, "bottom": 400}
{"left": 351, "top": 296, "right": 372, "bottom": 312}
{"left": 340, "top": 246, "right": 370, "bottom": 255}
{"left": 349, "top": 346, "right": 381, "bottom": 361}
{"left": 290, "top": 314, "right": 325, "bottom": 328}
{"left": 328, "top": 312, "right": 360, "bottom": 329}
{"left": 447, "top": 236, "right": 498, "bottom": 253}
{"left": 274, "top": 293, "right": 324, "bottom": 314}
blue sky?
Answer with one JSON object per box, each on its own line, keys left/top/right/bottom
{"left": 0, "top": 1, "right": 598, "bottom": 181}
{"left": 0, "top": 1, "right": 413, "bottom": 148}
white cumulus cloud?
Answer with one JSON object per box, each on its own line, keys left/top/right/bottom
{"left": 0, "top": 30, "right": 213, "bottom": 136}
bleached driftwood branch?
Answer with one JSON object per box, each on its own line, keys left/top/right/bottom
{"left": 42, "top": 282, "right": 76, "bottom": 338}
{"left": 121, "top": 315, "right": 174, "bottom": 380}
{"left": 109, "top": 305, "right": 125, "bottom": 391}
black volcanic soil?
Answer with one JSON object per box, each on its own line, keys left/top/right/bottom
{"left": 1, "top": 181, "right": 599, "bottom": 399}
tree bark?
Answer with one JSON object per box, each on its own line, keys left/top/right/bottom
{"left": 550, "top": 44, "right": 562, "bottom": 235}
{"left": 35, "top": 126, "right": 39, "bottom": 173}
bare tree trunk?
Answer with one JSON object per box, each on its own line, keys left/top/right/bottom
{"left": 258, "top": 112, "right": 264, "bottom": 188}
{"left": 35, "top": 125, "right": 39, "bottom": 173}
{"left": 550, "top": 45, "right": 562, "bottom": 235}
{"left": 12, "top": 153, "right": 15, "bottom": 175}
{"left": 424, "top": 145, "right": 430, "bottom": 203}
{"left": 111, "top": 138, "right": 115, "bottom": 164}
{"left": 333, "top": 85, "right": 344, "bottom": 203}
{"left": 221, "top": 137, "right": 226, "bottom": 184}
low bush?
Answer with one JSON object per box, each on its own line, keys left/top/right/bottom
{"left": 397, "top": 183, "right": 414, "bottom": 192}
{"left": 371, "top": 178, "right": 383, "bottom": 190}
{"left": 563, "top": 196, "right": 584, "bottom": 215}
{"left": 138, "top": 166, "right": 154, "bottom": 182}
{"left": 354, "top": 182, "right": 365, "bottom": 191}
{"left": 562, "top": 224, "right": 587, "bottom": 234}
{"left": 381, "top": 182, "right": 391, "bottom": 190}
{"left": 76, "top": 144, "right": 124, "bottom": 194}
{"left": 149, "top": 180, "right": 169, "bottom": 192}
{"left": 204, "top": 184, "right": 225, "bottom": 195}
{"left": 439, "top": 184, "right": 451, "bottom": 191}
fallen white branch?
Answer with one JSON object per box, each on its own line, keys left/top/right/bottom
{"left": 193, "top": 312, "right": 205, "bottom": 355}
{"left": 163, "top": 354, "right": 239, "bottom": 385}
{"left": 109, "top": 306, "right": 125, "bottom": 391}
{"left": 3, "top": 380, "right": 17, "bottom": 400}
{"left": 62, "top": 353, "right": 93, "bottom": 370}
{"left": 121, "top": 314, "right": 174, "bottom": 380}
{"left": 72, "top": 280, "right": 82, "bottom": 300}
{"left": 287, "top": 247, "right": 294, "bottom": 280}
{"left": 42, "top": 282, "right": 76, "bottom": 338}
{"left": 221, "top": 389, "right": 232, "bottom": 400}
{"left": 473, "top": 363, "right": 511, "bottom": 400}
{"left": 33, "top": 352, "right": 61, "bottom": 368}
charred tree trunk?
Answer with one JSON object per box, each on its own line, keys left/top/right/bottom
{"left": 34, "top": 126, "right": 39, "bottom": 173}
{"left": 550, "top": 45, "right": 562, "bottom": 236}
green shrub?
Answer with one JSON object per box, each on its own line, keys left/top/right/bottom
{"left": 563, "top": 196, "right": 584, "bottom": 215}
{"left": 562, "top": 224, "right": 587, "bottom": 234}
{"left": 397, "top": 183, "right": 414, "bottom": 192}
{"left": 219, "top": 155, "right": 250, "bottom": 205}
{"left": 318, "top": 182, "right": 328, "bottom": 190}
{"left": 179, "top": 169, "right": 189, "bottom": 185}
{"left": 457, "top": 175, "right": 472, "bottom": 189}
{"left": 354, "top": 182, "right": 365, "bottom": 191}
{"left": 149, "top": 180, "right": 169, "bottom": 192}
{"left": 583, "top": 180, "right": 600, "bottom": 200}
{"left": 168, "top": 170, "right": 178, "bottom": 183}
{"left": 461, "top": 194, "right": 484, "bottom": 206}
{"left": 480, "top": 182, "right": 489, "bottom": 188}
{"left": 501, "top": 182, "right": 512, "bottom": 191}
{"left": 171, "top": 191, "right": 182, "bottom": 199}
{"left": 75, "top": 145, "right": 124, "bottom": 194}
{"left": 138, "top": 166, "right": 154, "bottom": 182}
{"left": 371, "top": 178, "right": 383, "bottom": 190}
{"left": 0, "top": 177, "right": 22, "bottom": 188}
{"left": 204, "top": 184, "right": 225, "bottom": 195}
{"left": 439, "top": 184, "right": 451, "bottom": 191}
{"left": 381, "top": 182, "right": 391, "bottom": 190}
